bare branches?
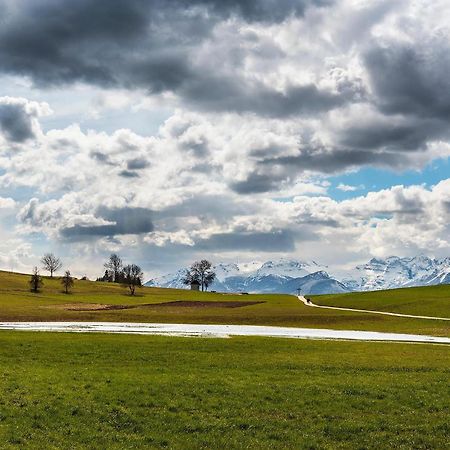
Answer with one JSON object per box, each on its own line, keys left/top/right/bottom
{"left": 122, "top": 264, "right": 143, "bottom": 296}
{"left": 183, "top": 260, "right": 216, "bottom": 291}
{"left": 41, "top": 253, "right": 62, "bottom": 277}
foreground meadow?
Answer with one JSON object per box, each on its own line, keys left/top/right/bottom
{"left": 0, "top": 270, "right": 449, "bottom": 336}
{"left": 0, "top": 332, "right": 448, "bottom": 449}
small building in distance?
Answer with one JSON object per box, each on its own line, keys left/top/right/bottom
{"left": 190, "top": 280, "right": 200, "bottom": 291}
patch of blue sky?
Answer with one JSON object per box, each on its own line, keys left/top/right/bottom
{"left": 328, "top": 158, "right": 450, "bottom": 201}
{"left": 0, "top": 185, "right": 57, "bottom": 203}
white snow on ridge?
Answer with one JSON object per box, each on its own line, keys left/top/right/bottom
{"left": 254, "top": 258, "right": 322, "bottom": 278}
{"left": 145, "top": 255, "right": 450, "bottom": 294}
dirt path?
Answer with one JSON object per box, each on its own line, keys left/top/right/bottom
{"left": 0, "top": 322, "right": 449, "bottom": 344}
{"left": 298, "top": 296, "right": 450, "bottom": 321}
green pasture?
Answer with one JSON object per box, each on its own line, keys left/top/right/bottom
{"left": 0, "top": 270, "right": 449, "bottom": 336}
{"left": 0, "top": 332, "right": 448, "bottom": 449}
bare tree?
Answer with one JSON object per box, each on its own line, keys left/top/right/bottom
{"left": 41, "top": 253, "right": 62, "bottom": 277}
{"left": 29, "top": 267, "right": 43, "bottom": 293}
{"left": 187, "top": 260, "right": 216, "bottom": 292}
{"left": 182, "top": 269, "right": 200, "bottom": 287}
{"left": 61, "top": 270, "right": 74, "bottom": 294}
{"left": 122, "top": 264, "right": 143, "bottom": 296}
{"left": 104, "top": 253, "right": 123, "bottom": 283}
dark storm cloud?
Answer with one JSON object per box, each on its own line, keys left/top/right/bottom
{"left": 0, "top": 0, "right": 336, "bottom": 116}
{"left": 336, "top": 119, "right": 446, "bottom": 152}
{"left": 127, "top": 157, "right": 150, "bottom": 170}
{"left": 181, "top": 78, "right": 348, "bottom": 117}
{"left": 265, "top": 148, "right": 407, "bottom": 173}
{"left": 0, "top": 101, "right": 36, "bottom": 142}
{"left": 60, "top": 206, "right": 154, "bottom": 239}
{"left": 234, "top": 147, "right": 407, "bottom": 194}
{"left": 196, "top": 229, "right": 295, "bottom": 252}
{"left": 364, "top": 43, "right": 450, "bottom": 119}
{"left": 230, "top": 172, "right": 287, "bottom": 194}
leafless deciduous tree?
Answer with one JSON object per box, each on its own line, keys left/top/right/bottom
{"left": 104, "top": 253, "right": 123, "bottom": 283}
{"left": 122, "top": 264, "right": 143, "bottom": 296}
{"left": 29, "top": 267, "right": 43, "bottom": 293}
{"left": 61, "top": 270, "right": 74, "bottom": 294}
{"left": 182, "top": 269, "right": 200, "bottom": 286}
{"left": 41, "top": 253, "right": 62, "bottom": 277}
{"left": 185, "top": 260, "right": 216, "bottom": 292}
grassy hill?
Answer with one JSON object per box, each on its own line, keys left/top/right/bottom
{"left": 314, "top": 284, "right": 450, "bottom": 318}
{"left": 0, "top": 270, "right": 449, "bottom": 336}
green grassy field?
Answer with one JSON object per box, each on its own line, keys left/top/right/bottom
{"left": 314, "top": 284, "right": 450, "bottom": 318}
{"left": 0, "top": 270, "right": 449, "bottom": 336}
{"left": 0, "top": 332, "right": 448, "bottom": 449}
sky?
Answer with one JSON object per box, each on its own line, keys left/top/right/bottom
{"left": 0, "top": 0, "right": 450, "bottom": 279}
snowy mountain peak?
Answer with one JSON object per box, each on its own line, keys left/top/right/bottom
{"left": 214, "top": 263, "right": 241, "bottom": 281}
{"left": 255, "top": 258, "right": 321, "bottom": 278}
{"left": 346, "top": 255, "right": 450, "bottom": 291}
{"left": 145, "top": 255, "right": 450, "bottom": 295}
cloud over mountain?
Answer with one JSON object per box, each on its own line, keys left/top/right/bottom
{"left": 0, "top": 0, "right": 449, "bottom": 276}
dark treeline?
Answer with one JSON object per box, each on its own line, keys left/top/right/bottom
{"left": 97, "top": 254, "right": 144, "bottom": 296}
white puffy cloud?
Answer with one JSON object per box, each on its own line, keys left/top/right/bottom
{"left": 0, "top": 0, "right": 450, "bottom": 275}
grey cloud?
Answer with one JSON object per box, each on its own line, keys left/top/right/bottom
{"left": 180, "top": 77, "right": 349, "bottom": 117}
{"left": 0, "top": 0, "right": 337, "bottom": 117}
{"left": 90, "top": 151, "right": 116, "bottom": 165}
{"left": 196, "top": 229, "right": 295, "bottom": 252}
{"left": 119, "top": 170, "right": 140, "bottom": 178}
{"left": 0, "top": 101, "right": 36, "bottom": 142}
{"left": 127, "top": 157, "right": 150, "bottom": 170}
{"left": 238, "top": 147, "right": 407, "bottom": 194}
{"left": 61, "top": 206, "right": 154, "bottom": 239}
{"left": 265, "top": 148, "right": 406, "bottom": 172}
{"left": 230, "top": 172, "right": 288, "bottom": 194}
{"left": 365, "top": 43, "right": 450, "bottom": 120}
{"left": 336, "top": 119, "right": 445, "bottom": 153}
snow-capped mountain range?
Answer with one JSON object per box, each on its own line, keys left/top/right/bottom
{"left": 344, "top": 255, "right": 450, "bottom": 291}
{"left": 145, "top": 256, "right": 450, "bottom": 295}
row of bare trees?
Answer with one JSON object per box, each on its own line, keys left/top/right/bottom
{"left": 97, "top": 254, "right": 144, "bottom": 296}
{"left": 29, "top": 252, "right": 216, "bottom": 296}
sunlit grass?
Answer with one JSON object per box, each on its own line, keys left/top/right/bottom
{"left": 0, "top": 270, "right": 449, "bottom": 336}
{"left": 0, "top": 332, "right": 448, "bottom": 449}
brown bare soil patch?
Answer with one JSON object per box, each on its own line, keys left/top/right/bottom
{"left": 43, "top": 303, "right": 132, "bottom": 311}
{"left": 147, "top": 300, "right": 265, "bottom": 309}
{"left": 45, "top": 300, "right": 265, "bottom": 312}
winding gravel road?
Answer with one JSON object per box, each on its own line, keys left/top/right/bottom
{"left": 0, "top": 322, "right": 449, "bottom": 344}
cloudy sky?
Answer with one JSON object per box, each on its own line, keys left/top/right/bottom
{"left": 0, "top": 0, "right": 450, "bottom": 278}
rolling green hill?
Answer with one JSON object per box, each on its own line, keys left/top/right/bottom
{"left": 314, "top": 284, "right": 450, "bottom": 318}
{"left": 0, "top": 270, "right": 449, "bottom": 336}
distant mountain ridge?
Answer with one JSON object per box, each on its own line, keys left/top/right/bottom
{"left": 343, "top": 255, "right": 450, "bottom": 291}
{"left": 145, "top": 255, "right": 450, "bottom": 295}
